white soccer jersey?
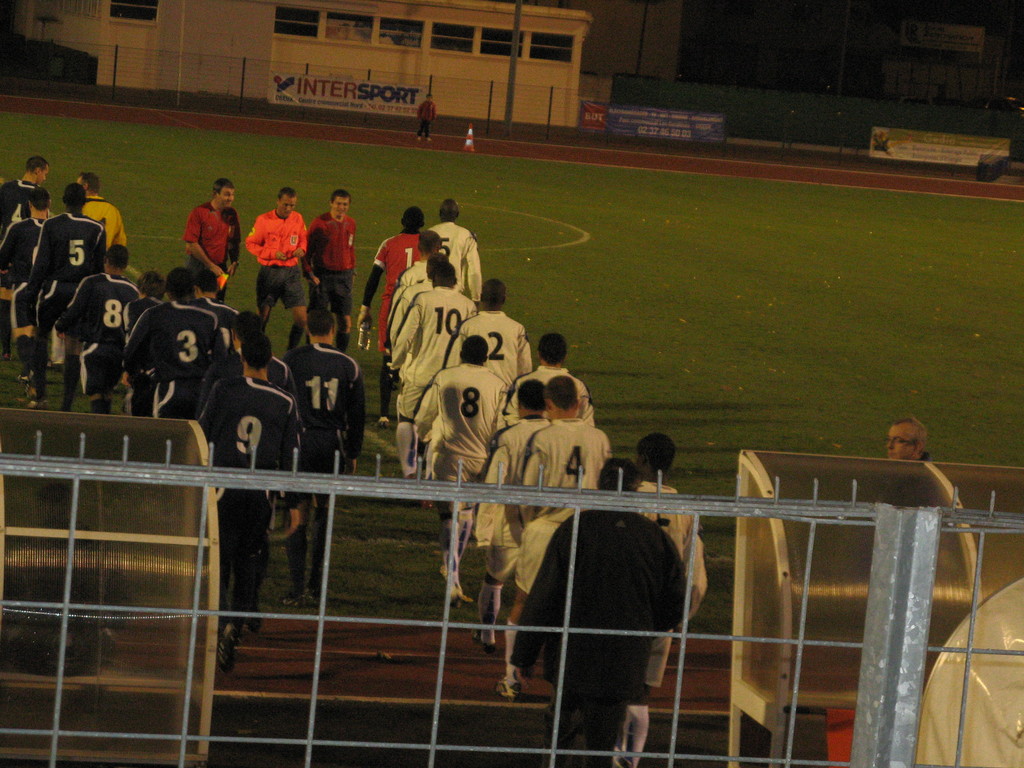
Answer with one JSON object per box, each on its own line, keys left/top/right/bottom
{"left": 503, "top": 365, "right": 595, "bottom": 426}
{"left": 414, "top": 363, "right": 505, "bottom": 472}
{"left": 386, "top": 261, "right": 430, "bottom": 344}
{"left": 520, "top": 418, "right": 611, "bottom": 525}
{"left": 392, "top": 286, "right": 477, "bottom": 388}
{"left": 444, "top": 310, "right": 531, "bottom": 387}
{"left": 430, "top": 221, "right": 481, "bottom": 301}
{"left": 638, "top": 481, "right": 707, "bottom": 618}
{"left": 476, "top": 415, "right": 550, "bottom": 548}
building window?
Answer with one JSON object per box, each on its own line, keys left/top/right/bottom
{"left": 431, "top": 23, "right": 474, "bottom": 53}
{"left": 529, "top": 32, "right": 573, "bottom": 61}
{"left": 481, "top": 28, "right": 523, "bottom": 57}
{"left": 275, "top": 7, "right": 319, "bottom": 37}
{"left": 110, "top": 0, "right": 158, "bottom": 21}
{"left": 63, "top": 0, "right": 101, "bottom": 18}
{"left": 380, "top": 18, "right": 423, "bottom": 47}
{"left": 326, "top": 12, "right": 373, "bottom": 42}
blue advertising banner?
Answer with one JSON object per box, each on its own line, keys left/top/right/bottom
{"left": 579, "top": 102, "right": 725, "bottom": 142}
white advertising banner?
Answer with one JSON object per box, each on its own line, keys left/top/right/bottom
{"left": 900, "top": 21, "right": 985, "bottom": 54}
{"left": 268, "top": 72, "right": 422, "bottom": 117}
{"left": 869, "top": 127, "right": 1009, "bottom": 166}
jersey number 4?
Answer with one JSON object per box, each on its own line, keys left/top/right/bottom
{"left": 565, "top": 446, "right": 583, "bottom": 478}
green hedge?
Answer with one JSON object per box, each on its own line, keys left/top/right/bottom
{"left": 612, "top": 77, "right": 1024, "bottom": 160}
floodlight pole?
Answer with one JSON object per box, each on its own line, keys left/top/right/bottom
{"left": 503, "top": 0, "right": 523, "bottom": 136}
{"left": 176, "top": 0, "right": 186, "bottom": 106}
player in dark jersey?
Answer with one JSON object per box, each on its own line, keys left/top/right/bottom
{"left": 123, "top": 270, "right": 165, "bottom": 417}
{"left": 280, "top": 309, "right": 366, "bottom": 604}
{"left": 198, "top": 333, "right": 301, "bottom": 672}
{"left": 123, "top": 267, "right": 222, "bottom": 418}
{"left": 192, "top": 267, "right": 238, "bottom": 356}
{"left": 55, "top": 245, "right": 140, "bottom": 413}
{"left": 25, "top": 183, "right": 106, "bottom": 410}
{"left": 0, "top": 185, "right": 49, "bottom": 383}
{"left": 0, "top": 157, "right": 49, "bottom": 361}
{"left": 195, "top": 310, "right": 298, "bottom": 417}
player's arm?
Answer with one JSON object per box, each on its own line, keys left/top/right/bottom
{"left": 389, "top": 299, "right": 421, "bottom": 371}
{"left": 90, "top": 225, "right": 107, "bottom": 274}
{"left": 465, "top": 234, "right": 482, "bottom": 302}
{"left": 412, "top": 375, "right": 440, "bottom": 438}
{"left": 25, "top": 225, "right": 51, "bottom": 298}
{"left": 0, "top": 225, "right": 16, "bottom": 271}
{"left": 516, "top": 330, "right": 532, "bottom": 378}
{"left": 440, "top": 326, "right": 464, "bottom": 371}
{"left": 278, "top": 398, "right": 303, "bottom": 471}
{"left": 55, "top": 278, "right": 91, "bottom": 336}
{"left": 110, "top": 207, "right": 127, "bottom": 247}
{"left": 357, "top": 259, "right": 386, "bottom": 328}
{"left": 123, "top": 308, "right": 151, "bottom": 374}
{"left": 342, "top": 368, "right": 366, "bottom": 471}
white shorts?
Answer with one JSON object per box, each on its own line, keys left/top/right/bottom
{"left": 515, "top": 512, "right": 572, "bottom": 594}
{"left": 397, "top": 380, "right": 427, "bottom": 420}
{"left": 485, "top": 545, "right": 519, "bottom": 583}
{"left": 432, "top": 451, "right": 484, "bottom": 484}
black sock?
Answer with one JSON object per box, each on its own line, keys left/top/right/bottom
{"left": 31, "top": 335, "right": 49, "bottom": 398}
{"left": 379, "top": 362, "right": 394, "bottom": 418}
{"left": 90, "top": 398, "right": 110, "bottom": 414}
{"left": 16, "top": 335, "right": 33, "bottom": 375}
{"left": 61, "top": 354, "right": 80, "bottom": 411}
{"left": 287, "top": 323, "right": 304, "bottom": 350}
{"left": 335, "top": 331, "right": 350, "bottom": 352}
{"left": 0, "top": 299, "right": 10, "bottom": 356}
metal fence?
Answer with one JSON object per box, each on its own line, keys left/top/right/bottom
{"left": 6, "top": 38, "right": 588, "bottom": 134}
{"left": 1, "top": 436, "right": 1021, "bottom": 768}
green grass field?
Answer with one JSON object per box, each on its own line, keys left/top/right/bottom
{"left": 3, "top": 110, "right": 1023, "bottom": 633}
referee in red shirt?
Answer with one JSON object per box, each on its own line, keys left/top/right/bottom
{"left": 183, "top": 178, "right": 240, "bottom": 300}
{"left": 307, "top": 189, "right": 356, "bottom": 350}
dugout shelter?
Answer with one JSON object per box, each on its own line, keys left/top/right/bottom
{"left": 730, "top": 450, "right": 1024, "bottom": 765}
{"left": 0, "top": 409, "right": 217, "bottom": 765}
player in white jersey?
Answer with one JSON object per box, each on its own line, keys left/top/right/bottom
{"left": 414, "top": 335, "right": 504, "bottom": 605}
{"left": 443, "top": 278, "right": 531, "bottom": 387}
{"left": 430, "top": 198, "right": 481, "bottom": 302}
{"left": 503, "top": 332, "right": 594, "bottom": 427}
{"left": 496, "top": 376, "right": 610, "bottom": 701}
{"left": 391, "top": 260, "right": 477, "bottom": 477}
{"left": 385, "top": 232, "right": 443, "bottom": 355}
{"left": 614, "top": 432, "right": 707, "bottom": 767}
{"left": 472, "top": 379, "right": 549, "bottom": 697}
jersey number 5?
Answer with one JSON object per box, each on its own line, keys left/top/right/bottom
{"left": 69, "top": 239, "right": 86, "bottom": 266}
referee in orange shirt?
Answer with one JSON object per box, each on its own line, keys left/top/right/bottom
{"left": 245, "top": 186, "right": 317, "bottom": 350}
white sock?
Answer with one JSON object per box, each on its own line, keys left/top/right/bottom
{"left": 503, "top": 623, "right": 518, "bottom": 684}
{"left": 616, "top": 704, "right": 649, "bottom": 766}
{"left": 440, "top": 515, "right": 454, "bottom": 581}
{"left": 396, "top": 421, "right": 418, "bottom": 477}
{"left": 478, "top": 582, "right": 502, "bottom": 645}
{"left": 456, "top": 504, "right": 474, "bottom": 561}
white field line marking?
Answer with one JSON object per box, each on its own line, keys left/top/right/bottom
{"left": 465, "top": 203, "right": 590, "bottom": 251}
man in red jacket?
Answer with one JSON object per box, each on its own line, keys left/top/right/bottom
{"left": 416, "top": 94, "right": 437, "bottom": 141}
{"left": 245, "top": 186, "right": 315, "bottom": 350}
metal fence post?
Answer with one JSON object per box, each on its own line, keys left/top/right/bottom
{"left": 239, "top": 56, "right": 246, "bottom": 113}
{"left": 486, "top": 80, "right": 493, "bottom": 135}
{"left": 546, "top": 85, "right": 554, "bottom": 139}
{"left": 850, "top": 503, "right": 941, "bottom": 768}
{"left": 111, "top": 44, "right": 118, "bottom": 101}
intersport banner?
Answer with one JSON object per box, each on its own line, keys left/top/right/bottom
{"left": 579, "top": 101, "right": 725, "bottom": 143}
{"left": 869, "top": 127, "right": 1009, "bottom": 166}
{"left": 268, "top": 72, "right": 422, "bottom": 116}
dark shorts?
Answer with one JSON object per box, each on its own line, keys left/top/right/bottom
{"left": 186, "top": 255, "right": 230, "bottom": 301}
{"left": 127, "top": 371, "right": 155, "bottom": 417}
{"left": 257, "top": 265, "right": 305, "bottom": 310}
{"left": 153, "top": 378, "right": 203, "bottom": 419}
{"left": 309, "top": 270, "right": 354, "bottom": 317}
{"left": 11, "top": 282, "right": 36, "bottom": 329}
{"left": 80, "top": 342, "right": 123, "bottom": 396}
{"left": 36, "top": 281, "right": 77, "bottom": 334}
{"left": 285, "top": 427, "right": 344, "bottom": 507}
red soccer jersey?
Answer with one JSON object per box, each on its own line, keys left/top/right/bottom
{"left": 373, "top": 232, "right": 421, "bottom": 351}
{"left": 307, "top": 213, "right": 356, "bottom": 271}
{"left": 183, "top": 202, "right": 240, "bottom": 267}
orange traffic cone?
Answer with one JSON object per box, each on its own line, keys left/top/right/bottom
{"left": 463, "top": 124, "right": 475, "bottom": 152}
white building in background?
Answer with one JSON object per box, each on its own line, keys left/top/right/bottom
{"left": 11, "top": 0, "right": 592, "bottom": 126}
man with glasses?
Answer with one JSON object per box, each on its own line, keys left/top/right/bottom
{"left": 885, "top": 417, "right": 929, "bottom": 461}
